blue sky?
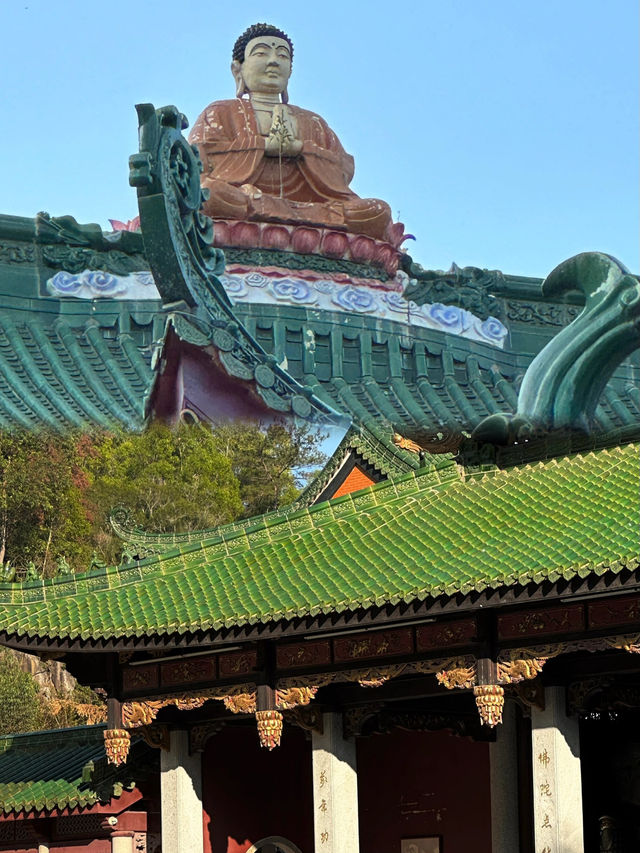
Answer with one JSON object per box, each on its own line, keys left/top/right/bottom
{"left": 1, "top": 0, "right": 637, "bottom": 278}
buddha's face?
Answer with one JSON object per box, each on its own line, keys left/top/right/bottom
{"left": 239, "top": 35, "right": 292, "bottom": 95}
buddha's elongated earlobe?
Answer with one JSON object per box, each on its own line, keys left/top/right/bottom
{"left": 281, "top": 85, "right": 289, "bottom": 104}
{"left": 231, "top": 60, "right": 248, "bottom": 98}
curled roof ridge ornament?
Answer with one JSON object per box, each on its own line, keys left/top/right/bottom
{"left": 129, "top": 103, "right": 346, "bottom": 427}
{"left": 129, "top": 103, "right": 228, "bottom": 313}
{"left": 472, "top": 252, "right": 640, "bottom": 444}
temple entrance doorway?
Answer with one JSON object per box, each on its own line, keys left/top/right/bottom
{"left": 246, "top": 838, "right": 303, "bottom": 853}
{"left": 202, "top": 725, "right": 313, "bottom": 853}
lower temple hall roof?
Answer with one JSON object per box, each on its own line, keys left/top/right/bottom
{"left": 0, "top": 725, "right": 152, "bottom": 815}
{"left": 0, "top": 441, "right": 636, "bottom": 644}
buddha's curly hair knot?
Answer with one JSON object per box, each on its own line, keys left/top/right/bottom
{"left": 232, "top": 23, "right": 294, "bottom": 64}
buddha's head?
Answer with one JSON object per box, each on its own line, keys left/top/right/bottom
{"left": 231, "top": 23, "right": 294, "bottom": 102}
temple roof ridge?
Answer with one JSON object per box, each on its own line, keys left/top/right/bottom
{"left": 107, "top": 421, "right": 459, "bottom": 552}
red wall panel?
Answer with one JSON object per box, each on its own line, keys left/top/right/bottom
{"left": 203, "top": 724, "right": 491, "bottom": 853}
{"left": 357, "top": 728, "right": 492, "bottom": 853}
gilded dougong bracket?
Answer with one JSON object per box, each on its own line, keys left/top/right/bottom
{"left": 221, "top": 686, "right": 318, "bottom": 750}
{"left": 497, "top": 654, "right": 548, "bottom": 684}
{"left": 223, "top": 693, "right": 257, "bottom": 714}
{"left": 609, "top": 634, "right": 640, "bottom": 654}
{"left": 221, "top": 686, "right": 318, "bottom": 715}
{"left": 276, "top": 686, "right": 318, "bottom": 709}
{"left": 435, "top": 654, "right": 545, "bottom": 728}
{"left": 120, "top": 685, "right": 318, "bottom": 752}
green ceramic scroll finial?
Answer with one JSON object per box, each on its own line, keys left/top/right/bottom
{"left": 129, "top": 103, "right": 228, "bottom": 313}
{"left": 128, "top": 103, "right": 346, "bottom": 427}
{"left": 473, "top": 252, "right": 640, "bottom": 444}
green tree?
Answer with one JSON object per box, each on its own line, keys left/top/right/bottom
{"left": 86, "top": 422, "right": 244, "bottom": 562}
{"left": 0, "top": 431, "right": 93, "bottom": 577}
{"left": 0, "top": 420, "right": 327, "bottom": 574}
{"left": 0, "top": 651, "right": 43, "bottom": 734}
{"left": 210, "top": 421, "right": 326, "bottom": 516}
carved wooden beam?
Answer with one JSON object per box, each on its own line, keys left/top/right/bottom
{"left": 435, "top": 659, "right": 477, "bottom": 690}
{"left": 497, "top": 653, "right": 548, "bottom": 684}
{"left": 122, "top": 696, "right": 209, "bottom": 728}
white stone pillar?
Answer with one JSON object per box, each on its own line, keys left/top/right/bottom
{"left": 311, "top": 712, "right": 359, "bottom": 853}
{"left": 111, "top": 832, "right": 135, "bottom": 853}
{"left": 489, "top": 698, "right": 519, "bottom": 853}
{"left": 161, "top": 729, "right": 204, "bottom": 853}
{"left": 531, "top": 686, "right": 584, "bottom": 853}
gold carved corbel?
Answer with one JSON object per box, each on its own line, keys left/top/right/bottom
{"left": 104, "top": 728, "right": 131, "bottom": 765}
{"left": 222, "top": 686, "right": 318, "bottom": 715}
{"left": 255, "top": 710, "right": 283, "bottom": 750}
{"left": 473, "top": 685, "right": 504, "bottom": 727}
{"left": 221, "top": 686, "right": 319, "bottom": 750}
{"left": 122, "top": 701, "right": 162, "bottom": 728}
{"left": 607, "top": 633, "right": 640, "bottom": 654}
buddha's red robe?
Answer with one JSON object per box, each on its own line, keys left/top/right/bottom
{"left": 189, "top": 98, "right": 391, "bottom": 239}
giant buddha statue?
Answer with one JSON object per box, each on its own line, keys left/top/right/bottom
{"left": 189, "top": 23, "right": 394, "bottom": 241}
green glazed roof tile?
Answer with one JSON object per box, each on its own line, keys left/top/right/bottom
{"left": 233, "top": 302, "right": 640, "bottom": 433}
{"left": 1, "top": 215, "right": 638, "bottom": 433}
{"left": 0, "top": 316, "right": 151, "bottom": 431}
{"left": 0, "top": 443, "right": 637, "bottom": 641}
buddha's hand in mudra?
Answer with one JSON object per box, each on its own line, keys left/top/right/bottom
{"left": 265, "top": 105, "right": 303, "bottom": 157}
